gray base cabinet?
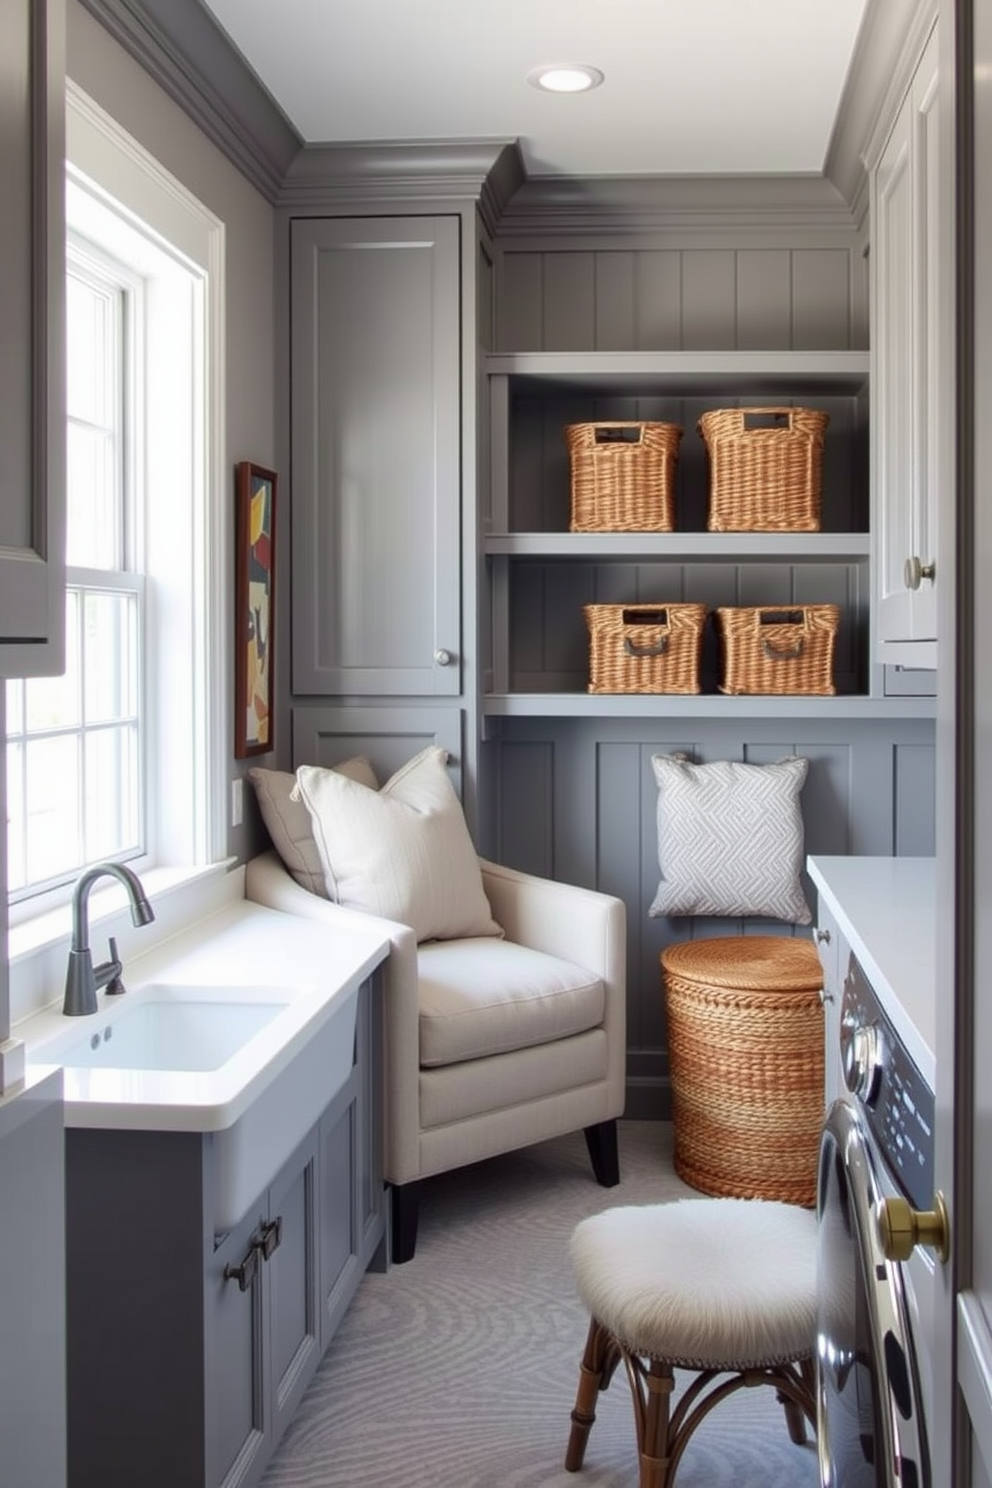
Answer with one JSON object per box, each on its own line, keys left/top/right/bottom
{"left": 65, "top": 977, "right": 384, "bottom": 1488}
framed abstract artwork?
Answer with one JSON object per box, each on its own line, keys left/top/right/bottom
{"left": 234, "top": 461, "right": 277, "bottom": 758}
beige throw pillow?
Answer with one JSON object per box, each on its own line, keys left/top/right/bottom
{"left": 293, "top": 745, "right": 503, "bottom": 943}
{"left": 648, "top": 752, "right": 812, "bottom": 923}
{"left": 248, "top": 756, "right": 379, "bottom": 897}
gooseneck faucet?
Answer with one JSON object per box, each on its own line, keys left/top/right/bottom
{"left": 62, "top": 862, "right": 156, "bottom": 1017}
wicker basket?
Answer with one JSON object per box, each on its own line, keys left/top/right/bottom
{"left": 698, "top": 406, "right": 829, "bottom": 532}
{"left": 584, "top": 603, "right": 708, "bottom": 694}
{"left": 660, "top": 936, "right": 824, "bottom": 1207}
{"left": 566, "top": 421, "right": 683, "bottom": 532}
{"left": 716, "top": 604, "right": 840, "bottom": 696}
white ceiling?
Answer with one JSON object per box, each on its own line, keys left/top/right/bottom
{"left": 198, "top": 0, "right": 873, "bottom": 179}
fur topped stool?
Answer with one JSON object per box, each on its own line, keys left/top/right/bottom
{"left": 565, "top": 1197, "right": 817, "bottom": 1488}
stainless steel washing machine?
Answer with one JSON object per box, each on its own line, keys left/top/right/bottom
{"left": 816, "top": 954, "right": 937, "bottom": 1488}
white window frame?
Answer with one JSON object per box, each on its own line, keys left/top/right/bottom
{"left": 7, "top": 83, "right": 229, "bottom": 1022}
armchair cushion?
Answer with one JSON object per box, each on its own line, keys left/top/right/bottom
{"left": 417, "top": 937, "right": 605, "bottom": 1066}
{"left": 247, "top": 756, "right": 379, "bottom": 897}
{"left": 294, "top": 745, "right": 503, "bottom": 944}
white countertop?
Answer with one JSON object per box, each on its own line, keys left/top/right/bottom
{"left": 17, "top": 899, "right": 390, "bottom": 1132}
{"left": 807, "top": 854, "right": 936, "bottom": 1088}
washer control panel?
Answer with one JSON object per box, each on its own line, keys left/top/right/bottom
{"left": 840, "top": 955, "right": 935, "bottom": 1212}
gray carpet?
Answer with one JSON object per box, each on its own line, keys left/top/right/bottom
{"left": 261, "top": 1120, "right": 819, "bottom": 1487}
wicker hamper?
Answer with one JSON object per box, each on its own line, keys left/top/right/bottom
{"left": 697, "top": 406, "right": 829, "bottom": 532}
{"left": 566, "top": 421, "right": 683, "bottom": 532}
{"left": 716, "top": 604, "right": 840, "bottom": 695}
{"left": 584, "top": 603, "right": 708, "bottom": 694}
{"left": 660, "top": 936, "right": 825, "bottom": 1207}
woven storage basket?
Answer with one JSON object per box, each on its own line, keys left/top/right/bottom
{"left": 660, "top": 936, "right": 824, "bottom": 1207}
{"left": 584, "top": 603, "right": 708, "bottom": 695}
{"left": 716, "top": 604, "right": 840, "bottom": 696}
{"left": 566, "top": 421, "right": 683, "bottom": 532}
{"left": 697, "top": 406, "right": 829, "bottom": 532}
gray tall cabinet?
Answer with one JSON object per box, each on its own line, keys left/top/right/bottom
{"left": 281, "top": 144, "right": 521, "bottom": 820}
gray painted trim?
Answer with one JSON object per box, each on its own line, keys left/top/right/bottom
{"left": 75, "top": 0, "right": 302, "bottom": 200}
{"left": 278, "top": 138, "right": 525, "bottom": 218}
{"left": 824, "top": 0, "right": 931, "bottom": 219}
{"left": 495, "top": 173, "right": 860, "bottom": 237}
{"left": 861, "top": 0, "right": 941, "bottom": 172}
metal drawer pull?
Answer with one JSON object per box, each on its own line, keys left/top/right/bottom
{"left": 224, "top": 1244, "right": 259, "bottom": 1293}
{"left": 259, "top": 1216, "right": 283, "bottom": 1260}
{"left": 904, "top": 556, "right": 936, "bottom": 590}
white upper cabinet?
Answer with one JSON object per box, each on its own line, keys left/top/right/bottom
{"left": 0, "top": 0, "right": 66, "bottom": 678}
{"left": 871, "top": 18, "right": 940, "bottom": 665}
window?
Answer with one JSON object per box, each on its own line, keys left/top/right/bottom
{"left": 6, "top": 246, "right": 144, "bottom": 899}
{"left": 6, "top": 82, "right": 228, "bottom": 935}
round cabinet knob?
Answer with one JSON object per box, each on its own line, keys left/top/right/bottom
{"left": 877, "top": 1191, "right": 950, "bottom": 1264}
{"left": 904, "top": 556, "right": 936, "bottom": 591}
{"left": 434, "top": 649, "right": 453, "bottom": 667}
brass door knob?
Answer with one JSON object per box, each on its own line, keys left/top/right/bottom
{"left": 877, "top": 1191, "right": 950, "bottom": 1264}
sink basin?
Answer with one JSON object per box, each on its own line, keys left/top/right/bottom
{"left": 52, "top": 988, "right": 287, "bottom": 1072}
{"left": 18, "top": 900, "right": 391, "bottom": 1231}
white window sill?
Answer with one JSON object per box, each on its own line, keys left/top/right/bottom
{"left": 9, "top": 858, "right": 244, "bottom": 1029}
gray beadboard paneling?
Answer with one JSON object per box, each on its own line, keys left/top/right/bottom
{"left": 495, "top": 245, "right": 864, "bottom": 354}
{"left": 488, "top": 715, "right": 936, "bottom": 1114}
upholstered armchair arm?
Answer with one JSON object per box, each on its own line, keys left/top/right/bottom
{"left": 243, "top": 851, "right": 422, "bottom": 1183}
{"left": 479, "top": 858, "right": 627, "bottom": 1099}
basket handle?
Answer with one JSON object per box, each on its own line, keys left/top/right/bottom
{"left": 594, "top": 425, "right": 643, "bottom": 445}
{"left": 758, "top": 608, "right": 807, "bottom": 661}
{"left": 622, "top": 606, "right": 670, "bottom": 657}
{"left": 624, "top": 635, "right": 668, "bottom": 658}
{"left": 762, "top": 637, "right": 804, "bottom": 660}
{"left": 742, "top": 408, "right": 794, "bottom": 431}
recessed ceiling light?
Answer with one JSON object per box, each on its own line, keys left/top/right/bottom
{"left": 527, "top": 64, "right": 605, "bottom": 95}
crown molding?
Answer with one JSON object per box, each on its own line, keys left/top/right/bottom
{"left": 278, "top": 139, "right": 526, "bottom": 223}
{"left": 75, "top": 0, "right": 302, "bottom": 201}
{"left": 494, "top": 172, "right": 859, "bottom": 238}
{"left": 825, "top": 0, "right": 938, "bottom": 208}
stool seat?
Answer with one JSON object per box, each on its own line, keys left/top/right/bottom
{"left": 570, "top": 1198, "right": 816, "bottom": 1370}
{"left": 565, "top": 1196, "right": 818, "bottom": 1488}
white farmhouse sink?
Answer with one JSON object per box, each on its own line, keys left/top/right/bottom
{"left": 44, "top": 986, "right": 288, "bottom": 1072}
{"left": 20, "top": 900, "right": 390, "bottom": 1231}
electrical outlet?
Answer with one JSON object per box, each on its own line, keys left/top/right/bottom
{"left": 231, "top": 777, "right": 244, "bottom": 827}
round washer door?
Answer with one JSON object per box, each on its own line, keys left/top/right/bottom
{"left": 816, "top": 1098, "right": 929, "bottom": 1488}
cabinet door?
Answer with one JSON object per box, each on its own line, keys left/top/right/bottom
{"left": 874, "top": 24, "right": 939, "bottom": 650}
{"left": 265, "top": 1126, "right": 320, "bottom": 1442}
{"left": 291, "top": 215, "right": 461, "bottom": 696}
{"left": 0, "top": 0, "right": 65, "bottom": 677}
{"left": 317, "top": 1073, "right": 360, "bottom": 1349}
{"left": 206, "top": 1206, "right": 268, "bottom": 1488}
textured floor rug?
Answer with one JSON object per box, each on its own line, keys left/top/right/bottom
{"left": 261, "top": 1120, "right": 819, "bottom": 1488}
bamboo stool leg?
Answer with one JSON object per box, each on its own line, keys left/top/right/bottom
{"left": 777, "top": 1390, "right": 808, "bottom": 1446}
{"left": 638, "top": 1361, "right": 674, "bottom": 1488}
{"left": 565, "top": 1318, "right": 622, "bottom": 1471}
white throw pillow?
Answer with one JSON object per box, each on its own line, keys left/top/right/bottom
{"left": 293, "top": 745, "right": 503, "bottom": 943}
{"left": 248, "top": 756, "right": 379, "bottom": 897}
{"left": 648, "top": 753, "right": 812, "bottom": 923}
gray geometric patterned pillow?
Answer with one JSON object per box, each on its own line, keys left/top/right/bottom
{"left": 648, "top": 753, "right": 812, "bottom": 923}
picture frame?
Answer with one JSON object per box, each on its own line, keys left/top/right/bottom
{"left": 234, "top": 460, "right": 277, "bottom": 758}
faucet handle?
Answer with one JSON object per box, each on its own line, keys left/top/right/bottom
{"left": 103, "top": 936, "right": 126, "bottom": 996}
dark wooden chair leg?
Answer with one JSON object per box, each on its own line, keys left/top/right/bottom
{"left": 584, "top": 1119, "right": 620, "bottom": 1187}
{"left": 390, "top": 1180, "right": 421, "bottom": 1264}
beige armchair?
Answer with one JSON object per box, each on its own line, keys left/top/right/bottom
{"left": 245, "top": 850, "right": 626, "bottom": 1262}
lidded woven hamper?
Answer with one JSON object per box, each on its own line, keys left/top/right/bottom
{"left": 566, "top": 421, "right": 683, "bottom": 532}
{"left": 584, "top": 603, "right": 708, "bottom": 694}
{"left": 660, "top": 936, "right": 824, "bottom": 1207}
{"left": 716, "top": 604, "right": 840, "bottom": 696}
{"left": 697, "top": 406, "right": 829, "bottom": 532}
